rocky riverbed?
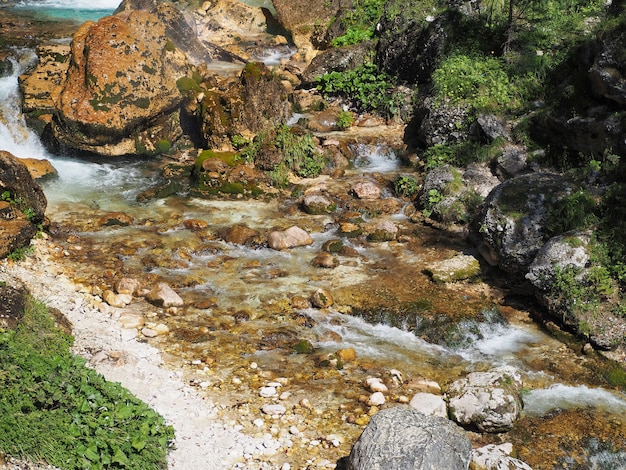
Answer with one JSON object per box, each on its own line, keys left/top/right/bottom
{"left": 2, "top": 0, "right": 626, "bottom": 468}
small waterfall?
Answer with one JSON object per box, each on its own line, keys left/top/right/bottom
{"left": 0, "top": 51, "right": 48, "bottom": 159}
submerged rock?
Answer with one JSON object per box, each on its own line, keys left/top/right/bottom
{"left": 424, "top": 254, "right": 481, "bottom": 283}
{"left": 346, "top": 406, "right": 472, "bottom": 470}
{"left": 146, "top": 282, "right": 184, "bottom": 308}
{"left": 268, "top": 226, "right": 313, "bottom": 250}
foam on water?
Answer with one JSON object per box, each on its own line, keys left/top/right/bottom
{"left": 0, "top": 54, "right": 48, "bottom": 159}
{"left": 457, "top": 321, "right": 543, "bottom": 362}
{"left": 352, "top": 144, "right": 400, "bottom": 173}
{"left": 523, "top": 384, "right": 626, "bottom": 416}
{"left": 310, "top": 310, "right": 454, "bottom": 363}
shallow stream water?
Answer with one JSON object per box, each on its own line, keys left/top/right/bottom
{"left": 2, "top": 3, "right": 626, "bottom": 469}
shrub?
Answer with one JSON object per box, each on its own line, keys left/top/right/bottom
{"left": 432, "top": 54, "right": 520, "bottom": 112}
{"left": 316, "top": 63, "right": 405, "bottom": 117}
{"left": 336, "top": 110, "right": 355, "bottom": 130}
{"left": 331, "top": 0, "right": 385, "bottom": 46}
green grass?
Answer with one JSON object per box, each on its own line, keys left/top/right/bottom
{"left": 0, "top": 297, "right": 174, "bottom": 469}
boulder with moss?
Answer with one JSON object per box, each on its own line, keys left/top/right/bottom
{"left": 473, "top": 173, "right": 576, "bottom": 273}
{"left": 52, "top": 9, "right": 191, "bottom": 156}
{"left": 526, "top": 231, "right": 626, "bottom": 350}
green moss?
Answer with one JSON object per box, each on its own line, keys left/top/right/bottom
{"left": 195, "top": 150, "right": 239, "bottom": 173}
{"left": 133, "top": 97, "right": 151, "bottom": 109}
{"left": 293, "top": 340, "right": 314, "bottom": 354}
{"left": 155, "top": 139, "right": 172, "bottom": 154}
{"left": 176, "top": 76, "right": 202, "bottom": 93}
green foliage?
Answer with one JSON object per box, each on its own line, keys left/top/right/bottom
{"left": 1, "top": 191, "right": 38, "bottom": 222}
{"left": 336, "top": 110, "right": 355, "bottom": 130}
{"left": 393, "top": 175, "right": 419, "bottom": 198}
{"left": 7, "top": 245, "right": 34, "bottom": 262}
{"left": 331, "top": 0, "right": 385, "bottom": 46}
{"left": 433, "top": 54, "right": 521, "bottom": 112}
{"left": 0, "top": 297, "right": 174, "bottom": 468}
{"left": 316, "top": 63, "right": 404, "bottom": 117}
{"left": 423, "top": 138, "right": 505, "bottom": 169}
{"left": 237, "top": 125, "right": 327, "bottom": 187}
{"left": 422, "top": 188, "right": 443, "bottom": 218}
{"left": 544, "top": 189, "right": 599, "bottom": 237}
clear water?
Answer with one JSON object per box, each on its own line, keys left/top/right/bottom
{"left": 12, "top": 0, "right": 119, "bottom": 23}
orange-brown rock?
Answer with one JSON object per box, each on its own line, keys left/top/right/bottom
{"left": 19, "top": 158, "right": 58, "bottom": 180}
{"left": 52, "top": 9, "right": 190, "bottom": 156}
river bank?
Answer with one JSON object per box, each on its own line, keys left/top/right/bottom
{"left": 0, "top": 236, "right": 284, "bottom": 470}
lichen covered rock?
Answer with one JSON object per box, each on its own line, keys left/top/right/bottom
{"left": 52, "top": 9, "right": 190, "bottom": 156}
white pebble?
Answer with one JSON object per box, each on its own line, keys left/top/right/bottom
{"left": 367, "top": 391, "right": 386, "bottom": 406}
{"left": 259, "top": 386, "right": 278, "bottom": 397}
{"left": 253, "top": 418, "right": 265, "bottom": 428}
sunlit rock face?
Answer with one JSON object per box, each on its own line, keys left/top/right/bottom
{"left": 52, "top": 9, "right": 190, "bottom": 156}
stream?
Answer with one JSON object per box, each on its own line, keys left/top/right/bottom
{"left": 2, "top": 2, "right": 626, "bottom": 469}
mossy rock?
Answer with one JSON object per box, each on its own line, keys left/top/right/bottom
{"left": 423, "top": 254, "right": 481, "bottom": 283}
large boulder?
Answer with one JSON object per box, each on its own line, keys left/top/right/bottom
{"left": 447, "top": 366, "right": 523, "bottom": 433}
{"left": 473, "top": 173, "right": 576, "bottom": 273}
{"left": 0, "top": 151, "right": 46, "bottom": 223}
{"left": 301, "top": 42, "right": 375, "bottom": 86}
{"left": 52, "top": 9, "right": 191, "bottom": 156}
{"left": 196, "top": 62, "right": 291, "bottom": 150}
{"left": 346, "top": 406, "right": 472, "bottom": 470}
{"left": 526, "top": 232, "right": 626, "bottom": 350}
{"left": 117, "top": 0, "right": 245, "bottom": 64}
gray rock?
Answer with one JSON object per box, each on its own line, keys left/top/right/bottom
{"left": 525, "top": 232, "right": 591, "bottom": 291}
{"left": 495, "top": 146, "right": 528, "bottom": 179}
{"left": 347, "top": 406, "right": 472, "bottom": 470}
{"left": 375, "top": 8, "right": 448, "bottom": 84}
{"left": 474, "top": 173, "right": 575, "bottom": 273}
{"left": 447, "top": 366, "right": 523, "bottom": 433}
{"left": 471, "top": 443, "right": 533, "bottom": 470}
{"left": 470, "top": 114, "right": 510, "bottom": 143}
{"left": 301, "top": 42, "right": 375, "bottom": 85}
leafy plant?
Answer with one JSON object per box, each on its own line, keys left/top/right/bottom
{"left": 331, "top": 0, "right": 385, "bottom": 46}
{"left": 316, "top": 63, "right": 405, "bottom": 117}
{"left": 336, "top": 110, "right": 355, "bottom": 130}
{"left": 393, "top": 175, "right": 419, "bottom": 198}
{"left": 432, "top": 54, "right": 521, "bottom": 112}
{"left": 544, "top": 189, "right": 599, "bottom": 237}
{"left": 0, "top": 296, "right": 175, "bottom": 469}
{"left": 7, "top": 245, "right": 34, "bottom": 262}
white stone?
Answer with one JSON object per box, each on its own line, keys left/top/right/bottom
{"left": 366, "top": 377, "right": 388, "bottom": 393}
{"left": 367, "top": 392, "right": 386, "bottom": 406}
{"left": 409, "top": 392, "right": 448, "bottom": 418}
{"left": 259, "top": 386, "right": 278, "bottom": 398}
{"left": 261, "top": 404, "right": 286, "bottom": 416}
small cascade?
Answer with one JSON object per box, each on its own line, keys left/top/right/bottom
{"left": 352, "top": 143, "right": 401, "bottom": 173}
{"left": 0, "top": 52, "right": 47, "bottom": 159}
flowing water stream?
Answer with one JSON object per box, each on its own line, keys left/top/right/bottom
{"left": 2, "top": 2, "right": 626, "bottom": 469}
